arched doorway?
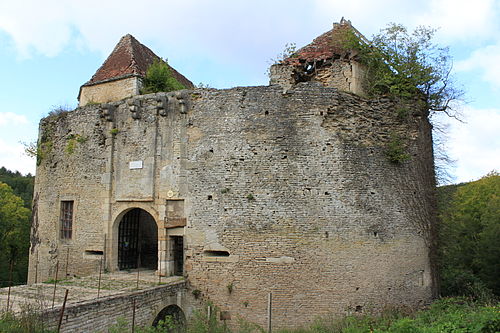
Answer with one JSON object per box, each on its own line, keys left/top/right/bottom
{"left": 152, "top": 304, "right": 186, "bottom": 330}
{"left": 118, "top": 208, "right": 158, "bottom": 270}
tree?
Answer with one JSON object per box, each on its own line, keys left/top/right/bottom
{"left": 348, "top": 24, "right": 463, "bottom": 117}
{"left": 343, "top": 23, "right": 463, "bottom": 183}
{"left": 0, "top": 182, "right": 31, "bottom": 287}
{"left": 438, "top": 171, "right": 500, "bottom": 299}
{"left": 0, "top": 167, "right": 34, "bottom": 208}
{"left": 141, "top": 58, "right": 186, "bottom": 94}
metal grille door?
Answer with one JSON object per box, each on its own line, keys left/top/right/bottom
{"left": 172, "top": 236, "right": 184, "bottom": 276}
{"left": 118, "top": 209, "right": 140, "bottom": 270}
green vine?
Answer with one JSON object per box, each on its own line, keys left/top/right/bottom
{"left": 65, "top": 134, "right": 87, "bottom": 155}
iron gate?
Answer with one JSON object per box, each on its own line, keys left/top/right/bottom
{"left": 118, "top": 208, "right": 140, "bottom": 270}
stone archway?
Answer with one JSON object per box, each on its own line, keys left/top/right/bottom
{"left": 117, "top": 208, "right": 158, "bottom": 270}
{"left": 152, "top": 304, "right": 186, "bottom": 329}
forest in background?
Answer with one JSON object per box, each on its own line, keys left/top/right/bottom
{"left": 0, "top": 167, "right": 33, "bottom": 287}
{"left": 0, "top": 167, "right": 498, "bottom": 299}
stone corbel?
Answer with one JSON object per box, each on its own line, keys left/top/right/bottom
{"left": 128, "top": 99, "right": 141, "bottom": 119}
{"left": 167, "top": 94, "right": 177, "bottom": 113}
{"left": 100, "top": 104, "right": 115, "bottom": 122}
{"left": 176, "top": 91, "right": 189, "bottom": 114}
{"left": 156, "top": 96, "right": 168, "bottom": 116}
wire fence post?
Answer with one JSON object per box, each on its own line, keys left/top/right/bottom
{"left": 103, "top": 234, "right": 107, "bottom": 271}
{"left": 267, "top": 292, "right": 272, "bottom": 333}
{"left": 57, "top": 289, "right": 69, "bottom": 333}
{"left": 65, "top": 248, "right": 69, "bottom": 277}
{"left": 97, "top": 257, "right": 103, "bottom": 298}
{"left": 136, "top": 255, "right": 140, "bottom": 290}
{"left": 52, "top": 261, "right": 59, "bottom": 309}
{"left": 158, "top": 249, "right": 162, "bottom": 285}
{"left": 131, "top": 299, "right": 136, "bottom": 333}
{"left": 6, "top": 259, "right": 13, "bottom": 312}
{"left": 35, "top": 250, "right": 39, "bottom": 284}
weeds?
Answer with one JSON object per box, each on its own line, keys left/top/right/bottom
{"left": 0, "top": 304, "right": 53, "bottom": 333}
{"left": 385, "top": 134, "right": 410, "bottom": 164}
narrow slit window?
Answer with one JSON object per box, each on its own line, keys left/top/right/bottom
{"left": 203, "top": 250, "right": 230, "bottom": 257}
{"left": 60, "top": 201, "right": 74, "bottom": 239}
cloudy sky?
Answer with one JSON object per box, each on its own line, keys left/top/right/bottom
{"left": 0, "top": 0, "right": 498, "bottom": 183}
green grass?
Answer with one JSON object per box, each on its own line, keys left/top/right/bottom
{"left": 277, "top": 298, "right": 499, "bottom": 333}
{"left": 0, "top": 307, "right": 54, "bottom": 333}
{"left": 1, "top": 298, "right": 498, "bottom": 333}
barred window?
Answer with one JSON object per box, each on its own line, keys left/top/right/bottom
{"left": 60, "top": 201, "right": 74, "bottom": 239}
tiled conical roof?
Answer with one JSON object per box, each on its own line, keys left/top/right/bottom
{"left": 83, "top": 34, "right": 194, "bottom": 88}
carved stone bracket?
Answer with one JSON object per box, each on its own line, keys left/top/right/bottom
{"left": 175, "top": 91, "right": 189, "bottom": 114}
{"left": 128, "top": 99, "right": 141, "bottom": 119}
{"left": 156, "top": 96, "right": 168, "bottom": 116}
{"left": 100, "top": 104, "right": 115, "bottom": 122}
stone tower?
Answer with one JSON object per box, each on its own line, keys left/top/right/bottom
{"left": 78, "top": 34, "right": 193, "bottom": 107}
{"left": 29, "top": 21, "right": 437, "bottom": 329}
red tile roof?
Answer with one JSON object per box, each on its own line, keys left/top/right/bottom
{"left": 283, "top": 19, "right": 364, "bottom": 66}
{"left": 84, "top": 34, "right": 193, "bottom": 88}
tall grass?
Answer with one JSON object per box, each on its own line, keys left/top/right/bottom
{"left": 3, "top": 298, "right": 497, "bottom": 333}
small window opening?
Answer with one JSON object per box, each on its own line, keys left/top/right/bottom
{"left": 60, "top": 201, "right": 74, "bottom": 239}
{"left": 85, "top": 250, "right": 103, "bottom": 255}
{"left": 203, "top": 250, "right": 230, "bottom": 257}
{"left": 355, "top": 305, "right": 363, "bottom": 312}
{"left": 373, "top": 232, "right": 378, "bottom": 237}
{"left": 207, "top": 195, "right": 213, "bottom": 200}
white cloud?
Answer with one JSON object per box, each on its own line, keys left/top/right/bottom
{"left": 446, "top": 106, "right": 500, "bottom": 182}
{"left": 1, "top": 0, "right": 498, "bottom": 61}
{"left": 0, "top": 139, "right": 36, "bottom": 175}
{"left": 312, "top": 0, "right": 424, "bottom": 35}
{"left": 0, "top": 0, "right": 314, "bottom": 59}
{"left": 455, "top": 44, "right": 500, "bottom": 89}
{"left": 0, "top": 1, "right": 73, "bottom": 57}
{"left": 416, "top": 0, "right": 499, "bottom": 41}
{"left": 0, "top": 112, "right": 28, "bottom": 126}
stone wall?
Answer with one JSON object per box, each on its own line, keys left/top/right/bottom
{"left": 42, "top": 281, "right": 188, "bottom": 333}
{"left": 269, "top": 60, "right": 366, "bottom": 95}
{"left": 79, "top": 76, "right": 141, "bottom": 106}
{"left": 29, "top": 83, "right": 437, "bottom": 328}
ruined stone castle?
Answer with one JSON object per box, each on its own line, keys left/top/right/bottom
{"left": 28, "top": 19, "right": 437, "bottom": 329}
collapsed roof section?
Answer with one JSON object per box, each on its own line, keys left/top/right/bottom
{"left": 283, "top": 18, "right": 368, "bottom": 66}
{"left": 269, "top": 18, "right": 368, "bottom": 95}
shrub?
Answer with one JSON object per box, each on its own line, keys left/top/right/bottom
{"left": 141, "top": 59, "right": 186, "bottom": 94}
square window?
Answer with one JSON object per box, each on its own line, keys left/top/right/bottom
{"left": 60, "top": 201, "right": 74, "bottom": 239}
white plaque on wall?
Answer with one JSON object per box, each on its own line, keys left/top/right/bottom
{"left": 129, "top": 160, "right": 143, "bottom": 169}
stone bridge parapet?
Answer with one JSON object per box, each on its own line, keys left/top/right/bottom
{"left": 1, "top": 272, "right": 192, "bottom": 333}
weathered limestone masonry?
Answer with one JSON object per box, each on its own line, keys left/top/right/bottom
{"left": 79, "top": 75, "right": 142, "bottom": 106}
{"left": 41, "top": 280, "right": 187, "bottom": 333}
{"left": 29, "top": 81, "right": 437, "bottom": 328}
